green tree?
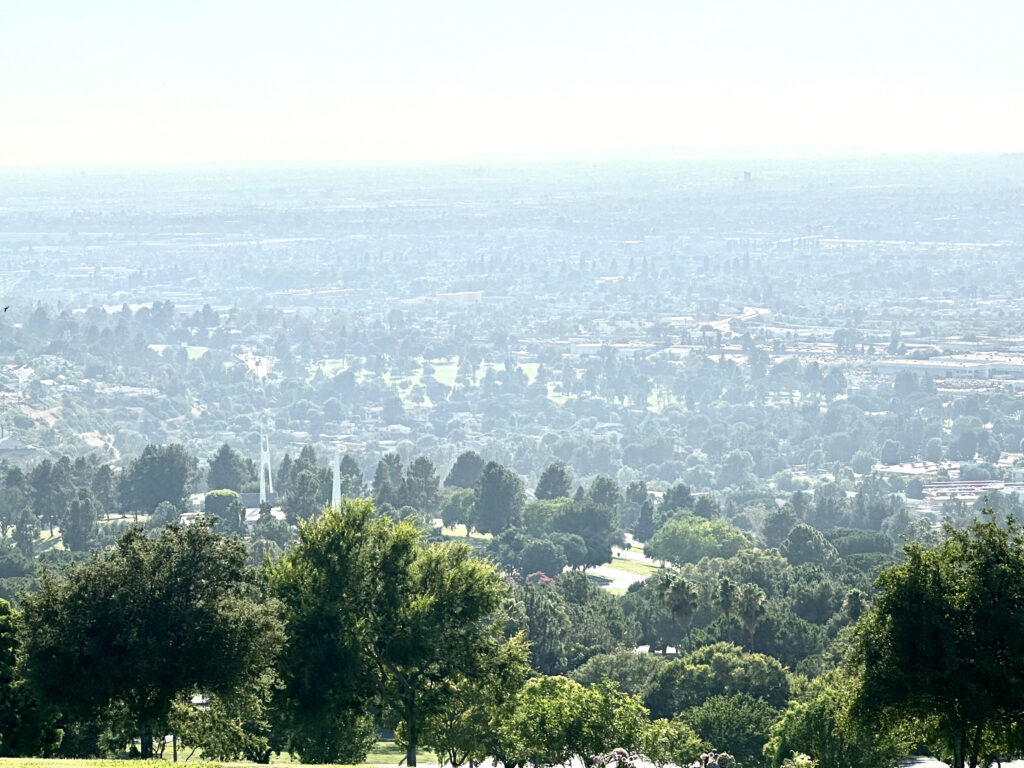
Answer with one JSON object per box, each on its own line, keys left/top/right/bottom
{"left": 634, "top": 499, "right": 656, "bottom": 542}
{"left": 766, "top": 671, "right": 909, "bottom": 768}
{"left": 647, "top": 642, "right": 790, "bottom": 720}
{"left": 570, "top": 649, "right": 668, "bottom": 700}
{"left": 642, "top": 717, "right": 708, "bottom": 768}
{"left": 663, "top": 575, "right": 699, "bottom": 651}
{"left": 20, "top": 521, "right": 281, "bottom": 759}
{"left": 60, "top": 490, "right": 98, "bottom": 551}
{"left": 121, "top": 443, "right": 198, "bottom": 515}
{"left": 535, "top": 461, "right": 573, "bottom": 500}
{"left": 520, "top": 538, "right": 566, "bottom": 578}
{"left": 850, "top": 515, "right": 1024, "bottom": 768}
{"left": 646, "top": 515, "right": 751, "bottom": 567}
{"left": 0, "top": 599, "right": 62, "bottom": 756}
{"left": 475, "top": 461, "right": 524, "bottom": 535}
{"left": 146, "top": 499, "right": 181, "bottom": 530}
{"left": 737, "top": 582, "right": 767, "bottom": 649}
{"left": 880, "top": 439, "right": 903, "bottom": 466}
{"left": 621, "top": 574, "right": 680, "bottom": 654}
{"left": 762, "top": 505, "right": 798, "bottom": 549}
{"left": 781, "top": 525, "right": 838, "bottom": 569}
{"left": 338, "top": 454, "right": 365, "bottom": 496}
{"left": 683, "top": 693, "right": 780, "bottom": 768}
{"left": 402, "top": 456, "right": 440, "bottom": 516}
{"left": 268, "top": 501, "right": 398, "bottom": 763}
{"left": 553, "top": 497, "right": 623, "bottom": 568}
{"left": 29, "top": 459, "right": 72, "bottom": 536}
{"left": 444, "top": 451, "right": 485, "bottom": 489}
{"left": 379, "top": 540, "right": 510, "bottom": 767}
{"left": 282, "top": 467, "right": 326, "bottom": 524}
{"left": 0, "top": 468, "right": 27, "bottom": 539}
{"left": 660, "top": 483, "right": 695, "bottom": 518}
{"left": 372, "top": 452, "right": 404, "bottom": 509}
{"left": 403, "top": 634, "right": 529, "bottom": 768}
{"left": 270, "top": 499, "right": 511, "bottom": 767}
{"left": 205, "top": 489, "right": 246, "bottom": 534}
{"left": 519, "top": 578, "right": 571, "bottom": 674}
{"left": 441, "top": 487, "right": 477, "bottom": 535}
{"left": 207, "top": 443, "right": 252, "bottom": 492}
{"left": 499, "top": 677, "right": 649, "bottom": 767}
{"left": 587, "top": 475, "right": 623, "bottom": 509}
{"left": 90, "top": 463, "right": 119, "bottom": 518}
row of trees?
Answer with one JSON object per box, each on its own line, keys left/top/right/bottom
{"left": 0, "top": 476, "right": 1022, "bottom": 768}
{"left": 0, "top": 502, "right": 704, "bottom": 766}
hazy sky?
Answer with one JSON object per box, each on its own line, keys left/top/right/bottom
{"left": 2, "top": 1, "right": 1022, "bottom": 165}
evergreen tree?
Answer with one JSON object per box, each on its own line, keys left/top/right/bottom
{"left": 475, "top": 462, "right": 524, "bottom": 536}
{"left": 535, "top": 462, "right": 573, "bottom": 500}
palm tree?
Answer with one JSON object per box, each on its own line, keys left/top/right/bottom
{"left": 737, "top": 582, "right": 767, "bottom": 650}
{"left": 718, "top": 577, "right": 737, "bottom": 640}
{"left": 663, "top": 576, "right": 699, "bottom": 651}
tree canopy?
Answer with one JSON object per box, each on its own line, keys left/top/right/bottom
{"left": 851, "top": 515, "right": 1024, "bottom": 768}
{"left": 19, "top": 521, "right": 281, "bottom": 758}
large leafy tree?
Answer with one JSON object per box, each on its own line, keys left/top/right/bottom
{"left": 19, "top": 521, "right": 282, "bottom": 758}
{"left": 399, "top": 622, "right": 529, "bottom": 768}
{"left": 766, "top": 671, "right": 909, "bottom": 768}
{"left": 207, "top": 443, "right": 253, "bottom": 492}
{"left": 338, "top": 454, "right": 365, "bottom": 497}
{"left": 0, "top": 599, "right": 62, "bottom": 756}
{"left": 29, "top": 458, "right": 73, "bottom": 536}
{"left": 270, "top": 499, "right": 514, "bottom": 767}
{"left": 552, "top": 497, "right": 623, "bottom": 568}
{"left": 0, "top": 467, "right": 28, "bottom": 539}
{"left": 850, "top": 515, "right": 1024, "bottom": 768}
{"left": 120, "top": 443, "right": 198, "bottom": 515}
{"left": 499, "top": 677, "right": 649, "bottom": 767}
{"left": 645, "top": 515, "right": 751, "bottom": 567}
{"left": 682, "top": 692, "right": 780, "bottom": 768}
{"left": 205, "top": 489, "right": 246, "bottom": 534}
{"left": 378, "top": 539, "right": 511, "bottom": 767}
{"left": 268, "top": 501, "right": 396, "bottom": 763}
{"left": 647, "top": 642, "right": 790, "bottom": 720}
{"left": 444, "top": 450, "right": 485, "bottom": 489}
{"left": 535, "top": 462, "right": 573, "bottom": 500}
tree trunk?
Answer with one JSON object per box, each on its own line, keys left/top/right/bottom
{"left": 405, "top": 699, "right": 417, "bottom": 767}
{"left": 969, "top": 723, "right": 983, "bottom": 768}
{"left": 140, "top": 728, "right": 153, "bottom": 759}
{"left": 951, "top": 725, "right": 965, "bottom": 768}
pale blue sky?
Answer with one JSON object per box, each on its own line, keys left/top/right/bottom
{"left": 2, "top": 1, "right": 1022, "bottom": 164}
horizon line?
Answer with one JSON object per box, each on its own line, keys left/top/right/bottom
{"left": 3, "top": 146, "right": 1022, "bottom": 173}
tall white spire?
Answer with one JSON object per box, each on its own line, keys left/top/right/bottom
{"left": 331, "top": 451, "right": 342, "bottom": 509}
{"left": 259, "top": 426, "right": 273, "bottom": 504}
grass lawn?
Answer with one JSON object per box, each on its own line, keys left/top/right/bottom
{"left": 0, "top": 761, "right": 411, "bottom": 768}
{"left": 149, "top": 344, "right": 211, "bottom": 360}
{"left": 0, "top": 739, "right": 434, "bottom": 768}
{"left": 439, "top": 524, "right": 492, "bottom": 540}
{"left": 609, "top": 555, "right": 661, "bottom": 579}
{"left": 425, "top": 359, "right": 459, "bottom": 387}
{"left": 361, "top": 739, "right": 434, "bottom": 765}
